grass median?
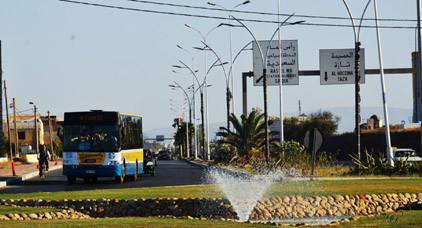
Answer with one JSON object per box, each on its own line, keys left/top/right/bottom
{"left": 0, "top": 210, "right": 421, "bottom": 228}
{"left": 0, "top": 178, "right": 421, "bottom": 200}
{"left": 0, "top": 178, "right": 421, "bottom": 227}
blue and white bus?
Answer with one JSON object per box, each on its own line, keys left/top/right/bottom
{"left": 62, "top": 110, "right": 144, "bottom": 184}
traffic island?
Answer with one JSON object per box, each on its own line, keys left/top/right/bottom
{"left": 0, "top": 193, "right": 420, "bottom": 225}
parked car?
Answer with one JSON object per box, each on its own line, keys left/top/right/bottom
{"left": 143, "top": 149, "right": 155, "bottom": 176}
{"left": 385, "top": 148, "right": 422, "bottom": 165}
{"left": 157, "top": 150, "right": 172, "bottom": 160}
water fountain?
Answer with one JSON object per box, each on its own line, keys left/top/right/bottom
{"left": 204, "top": 166, "right": 355, "bottom": 226}
{"left": 204, "top": 167, "right": 286, "bottom": 222}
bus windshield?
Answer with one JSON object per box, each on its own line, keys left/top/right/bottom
{"left": 64, "top": 124, "right": 119, "bottom": 152}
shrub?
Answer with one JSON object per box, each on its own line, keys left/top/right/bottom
{"left": 252, "top": 140, "right": 311, "bottom": 174}
{"left": 210, "top": 142, "right": 235, "bottom": 163}
{"left": 349, "top": 149, "right": 422, "bottom": 176}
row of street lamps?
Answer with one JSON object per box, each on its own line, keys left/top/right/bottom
{"left": 169, "top": 1, "right": 252, "bottom": 160}
{"left": 169, "top": 1, "right": 304, "bottom": 161}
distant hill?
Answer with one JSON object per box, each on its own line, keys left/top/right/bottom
{"left": 144, "top": 106, "right": 413, "bottom": 140}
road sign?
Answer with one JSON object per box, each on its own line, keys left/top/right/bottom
{"left": 253, "top": 40, "right": 299, "bottom": 86}
{"left": 156, "top": 135, "right": 165, "bottom": 141}
{"left": 319, "top": 48, "right": 365, "bottom": 85}
{"left": 304, "top": 129, "right": 323, "bottom": 151}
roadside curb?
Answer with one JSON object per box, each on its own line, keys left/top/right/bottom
{"left": 182, "top": 159, "right": 209, "bottom": 168}
{"left": 0, "top": 164, "right": 62, "bottom": 188}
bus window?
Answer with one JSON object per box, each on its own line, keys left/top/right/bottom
{"left": 64, "top": 125, "right": 91, "bottom": 151}
{"left": 92, "top": 125, "right": 119, "bottom": 151}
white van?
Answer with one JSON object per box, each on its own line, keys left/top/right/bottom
{"left": 391, "top": 148, "right": 422, "bottom": 164}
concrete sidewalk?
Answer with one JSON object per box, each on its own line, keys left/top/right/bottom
{"left": 0, "top": 160, "right": 62, "bottom": 187}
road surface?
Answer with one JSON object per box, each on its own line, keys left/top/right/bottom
{"left": 0, "top": 160, "right": 206, "bottom": 194}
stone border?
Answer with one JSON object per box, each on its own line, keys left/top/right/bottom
{"left": 0, "top": 208, "right": 89, "bottom": 220}
{"left": 250, "top": 193, "right": 422, "bottom": 221}
{"left": 0, "top": 198, "right": 238, "bottom": 221}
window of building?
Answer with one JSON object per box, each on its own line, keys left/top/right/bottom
{"left": 18, "top": 132, "right": 25, "bottom": 140}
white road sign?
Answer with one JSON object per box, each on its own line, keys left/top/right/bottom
{"left": 319, "top": 48, "right": 365, "bottom": 85}
{"left": 253, "top": 40, "right": 299, "bottom": 86}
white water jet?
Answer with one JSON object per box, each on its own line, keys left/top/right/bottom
{"left": 205, "top": 168, "right": 288, "bottom": 222}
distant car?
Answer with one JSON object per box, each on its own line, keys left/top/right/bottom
{"left": 157, "top": 151, "right": 172, "bottom": 160}
{"left": 385, "top": 148, "right": 422, "bottom": 165}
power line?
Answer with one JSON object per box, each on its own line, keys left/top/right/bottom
{"left": 58, "top": 0, "right": 417, "bottom": 29}
{"left": 123, "top": 0, "right": 417, "bottom": 23}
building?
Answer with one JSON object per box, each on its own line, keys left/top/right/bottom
{"left": 2, "top": 114, "right": 63, "bottom": 154}
{"left": 367, "top": 115, "right": 383, "bottom": 130}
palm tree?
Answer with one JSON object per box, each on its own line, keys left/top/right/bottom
{"left": 217, "top": 110, "right": 280, "bottom": 160}
{"left": 172, "top": 120, "right": 193, "bottom": 158}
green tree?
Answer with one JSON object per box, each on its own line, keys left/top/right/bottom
{"left": 1, "top": 137, "right": 15, "bottom": 158}
{"left": 217, "top": 110, "right": 280, "bottom": 161}
{"left": 284, "top": 111, "right": 340, "bottom": 142}
{"left": 172, "top": 120, "right": 193, "bottom": 157}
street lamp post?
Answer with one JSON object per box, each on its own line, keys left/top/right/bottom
{"left": 198, "top": 42, "right": 231, "bottom": 132}
{"left": 207, "top": 1, "right": 252, "bottom": 117}
{"left": 176, "top": 45, "right": 199, "bottom": 159}
{"left": 177, "top": 61, "right": 206, "bottom": 159}
{"left": 169, "top": 82, "right": 193, "bottom": 158}
{"left": 29, "top": 102, "right": 38, "bottom": 153}
{"left": 230, "top": 15, "right": 303, "bottom": 164}
{"left": 373, "top": 0, "right": 393, "bottom": 168}
{"left": 341, "top": 0, "right": 393, "bottom": 167}
{"left": 185, "top": 24, "right": 221, "bottom": 160}
{"left": 173, "top": 59, "right": 204, "bottom": 159}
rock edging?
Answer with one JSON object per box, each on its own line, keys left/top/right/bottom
{"left": 0, "top": 208, "right": 89, "bottom": 220}
{"left": 250, "top": 192, "right": 422, "bottom": 221}
{"left": 0, "top": 198, "right": 237, "bottom": 220}
{"left": 0, "top": 192, "right": 421, "bottom": 222}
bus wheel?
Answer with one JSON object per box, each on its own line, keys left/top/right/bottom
{"left": 67, "top": 176, "right": 76, "bottom": 185}
{"left": 116, "top": 164, "right": 125, "bottom": 184}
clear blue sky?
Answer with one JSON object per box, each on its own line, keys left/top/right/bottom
{"left": 0, "top": 0, "right": 418, "bottom": 135}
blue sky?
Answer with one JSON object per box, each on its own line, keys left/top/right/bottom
{"left": 0, "top": 0, "right": 418, "bottom": 134}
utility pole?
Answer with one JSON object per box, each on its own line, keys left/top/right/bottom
{"left": 242, "top": 71, "right": 254, "bottom": 116}
{"left": 0, "top": 41, "right": 4, "bottom": 152}
{"left": 48, "top": 111, "right": 54, "bottom": 158}
{"left": 34, "top": 105, "right": 38, "bottom": 153}
{"left": 417, "top": 0, "right": 422, "bottom": 156}
{"left": 355, "top": 41, "right": 361, "bottom": 162}
{"left": 4, "top": 81, "right": 12, "bottom": 159}
{"left": 13, "top": 98, "right": 18, "bottom": 157}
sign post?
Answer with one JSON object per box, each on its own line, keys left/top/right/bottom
{"left": 319, "top": 48, "right": 365, "bottom": 85}
{"left": 304, "top": 128, "right": 323, "bottom": 181}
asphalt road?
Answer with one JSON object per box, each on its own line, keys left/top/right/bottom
{"left": 0, "top": 160, "right": 206, "bottom": 194}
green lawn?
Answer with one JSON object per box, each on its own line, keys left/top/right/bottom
{"left": 0, "top": 178, "right": 421, "bottom": 201}
{"left": 0, "top": 210, "right": 421, "bottom": 228}
{"left": 0, "top": 217, "right": 275, "bottom": 228}
{"left": 266, "top": 178, "right": 422, "bottom": 197}
{"left": 0, "top": 179, "right": 421, "bottom": 227}
{"left": 339, "top": 210, "right": 422, "bottom": 228}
